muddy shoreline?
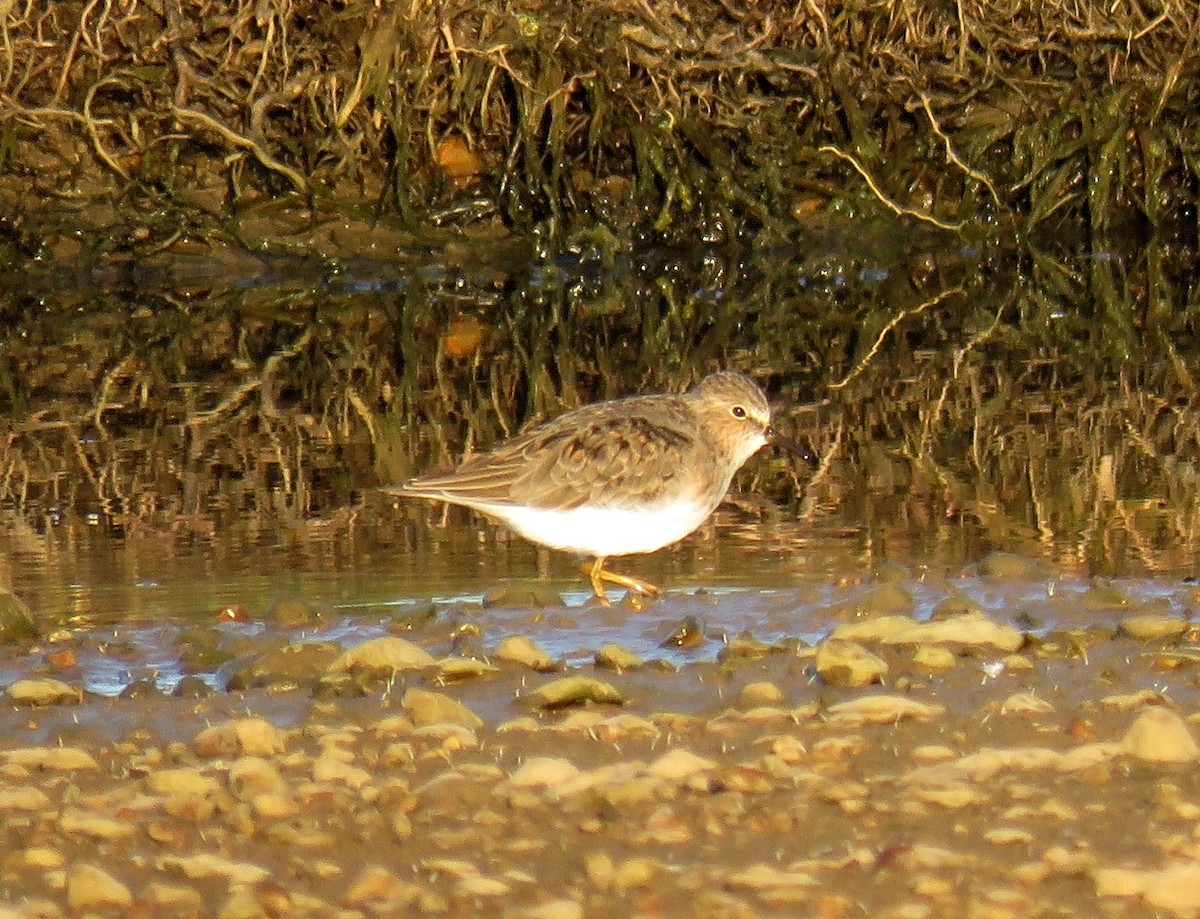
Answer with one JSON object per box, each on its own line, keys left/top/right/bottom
{"left": 3, "top": 555, "right": 1200, "bottom": 916}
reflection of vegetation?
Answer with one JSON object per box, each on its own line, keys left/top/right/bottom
{"left": 2, "top": 233, "right": 1200, "bottom": 576}
{"left": 1, "top": 0, "right": 1199, "bottom": 262}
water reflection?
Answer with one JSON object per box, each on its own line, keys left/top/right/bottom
{"left": 2, "top": 228, "right": 1200, "bottom": 695}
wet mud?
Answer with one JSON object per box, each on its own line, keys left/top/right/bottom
{"left": 3, "top": 551, "right": 1200, "bottom": 917}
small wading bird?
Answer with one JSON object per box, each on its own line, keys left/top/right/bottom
{"left": 387, "top": 371, "right": 800, "bottom": 604}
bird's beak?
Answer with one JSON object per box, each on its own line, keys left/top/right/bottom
{"left": 766, "top": 426, "right": 815, "bottom": 463}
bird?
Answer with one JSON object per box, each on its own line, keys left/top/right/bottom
{"left": 386, "top": 370, "right": 792, "bottom": 604}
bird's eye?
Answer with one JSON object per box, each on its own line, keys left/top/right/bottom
{"left": 731, "top": 405, "right": 747, "bottom": 419}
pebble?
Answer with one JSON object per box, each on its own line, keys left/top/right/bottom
{"left": 145, "top": 767, "right": 220, "bottom": 797}
{"left": 831, "top": 612, "right": 1024, "bottom": 652}
{"left": 594, "top": 643, "right": 644, "bottom": 671}
{"left": 508, "top": 757, "right": 581, "bottom": 788}
{"left": 0, "top": 587, "right": 38, "bottom": 643}
{"left": 194, "top": 717, "right": 287, "bottom": 757}
{"left": 494, "top": 635, "right": 557, "bottom": 671}
{"left": 1120, "top": 708, "right": 1199, "bottom": 763}
{"left": 482, "top": 582, "right": 565, "bottom": 608}
{"left": 912, "top": 646, "right": 957, "bottom": 671}
{"left": 826, "top": 695, "right": 945, "bottom": 726}
{"left": 327, "top": 636, "right": 436, "bottom": 674}
{"left": 402, "top": 687, "right": 484, "bottom": 729}
{"left": 7, "top": 678, "right": 81, "bottom": 707}
{"left": 1118, "top": 615, "right": 1190, "bottom": 641}
{"left": 815, "top": 639, "right": 888, "bottom": 686}
{"left": 66, "top": 864, "right": 132, "bottom": 912}
{"left": 978, "top": 552, "right": 1043, "bottom": 580}
{"left": 522, "top": 676, "right": 624, "bottom": 709}
{"left": 739, "top": 681, "right": 785, "bottom": 706}
{"left": 4, "top": 747, "right": 98, "bottom": 771}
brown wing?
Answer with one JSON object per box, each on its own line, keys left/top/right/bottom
{"left": 390, "top": 396, "right": 699, "bottom": 511}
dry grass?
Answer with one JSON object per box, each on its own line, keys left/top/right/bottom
{"left": 1, "top": 0, "right": 1198, "bottom": 259}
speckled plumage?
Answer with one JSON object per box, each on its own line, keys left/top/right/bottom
{"left": 387, "top": 371, "right": 777, "bottom": 602}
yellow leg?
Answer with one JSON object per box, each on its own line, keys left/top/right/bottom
{"left": 585, "top": 557, "right": 660, "bottom": 605}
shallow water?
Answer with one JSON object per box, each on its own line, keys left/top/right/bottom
{"left": 3, "top": 232, "right": 1200, "bottom": 697}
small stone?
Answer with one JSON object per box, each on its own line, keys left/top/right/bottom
{"left": 998, "top": 693, "right": 1056, "bottom": 716}
{"left": 66, "top": 863, "right": 133, "bottom": 912}
{"left": 402, "top": 687, "right": 484, "bottom": 729}
{"left": 1121, "top": 708, "right": 1199, "bottom": 763}
{"left": 264, "top": 595, "right": 327, "bottom": 627}
{"left": 7, "top": 677, "right": 80, "bottom": 706}
{"left": 508, "top": 757, "right": 581, "bottom": 789}
{"left": 1081, "top": 584, "right": 1132, "bottom": 611}
{"left": 739, "top": 681, "right": 784, "bottom": 707}
{"left": 482, "top": 582, "right": 565, "bottom": 608}
{"left": 4, "top": 747, "right": 98, "bottom": 771}
{"left": 494, "top": 635, "right": 557, "bottom": 671}
{"left": 436, "top": 656, "right": 500, "bottom": 680}
{"left": 225, "top": 642, "right": 340, "bottom": 691}
{"left": 523, "top": 676, "right": 623, "bottom": 709}
{"left": 831, "top": 612, "right": 1023, "bottom": 652}
{"left": 815, "top": 639, "right": 888, "bottom": 687}
{"left": 826, "top": 695, "right": 945, "bottom": 726}
{"left": 194, "top": 717, "right": 287, "bottom": 758}
{"left": 1119, "top": 615, "right": 1190, "bottom": 641}
{"left": 912, "top": 646, "right": 956, "bottom": 671}
{"left": 594, "top": 644, "right": 644, "bottom": 672}
{"left": 0, "top": 786, "right": 51, "bottom": 810}
{"left": 0, "top": 587, "right": 38, "bottom": 643}
{"left": 328, "top": 636, "right": 436, "bottom": 674}
{"left": 60, "top": 809, "right": 137, "bottom": 841}
{"left": 647, "top": 748, "right": 716, "bottom": 783}
{"left": 978, "top": 552, "right": 1043, "bottom": 580}
{"left": 522, "top": 899, "right": 583, "bottom": 919}
{"left": 146, "top": 767, "right": 220, "bottom": 798}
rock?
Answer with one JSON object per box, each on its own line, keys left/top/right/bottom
{"left": 327, "top": 637, "right": 436, "bottom": 675}
{"left": 978, "top": 551, "right": 1043, "bottom": 580}
{"left": 0, "top": 588, "right": 38, "bottom": 643}
{"left": 494, "top": 635, "right": 557, "bottom": 671}
{"left": 194, "top": 717, "right": 287, "bottom": 758}
{"left": 1081, "top": 584, "right": 1132, "bottom": 611}
{"left": 648, "top": 748, "right": 716, "bottom": 783}
{"left": 912, "top": 645, "right": 957, "bottom": 671}
{"left": 508, "top": 757, "right": 581, "bottom": 789}
{"left": 594, "top": 644, "right": 644, "bottom": 672}
{"left": 482, "top": 582, "right": 565, "bottom": 608}
{"left": 523, "top": 900, "right": 584, "bottom": 919}
{"left": 523, "top": 676, "right": 624, "bottom": 709}
{"left": 7, "top": 677, "right": 80, "bottom": 706}
{"left": 119, "top": 678, "right": 161, "bottom": 699}
{"left": 264, "top": 595, "right": 327, "bottom": 627}
{"left": 436, "top": 656, "right": 500, "bottom": 680}
{"left": 1118, "top": 615, "right": 1190, "bottom": 641}
{"left": 66, "top": 863, "right": 132, "bottom": 912}
{"left": 814, "top": 639, "right": 887, "bottom": 687}
{"left": 739, "top": 681, "right": 784, "bottom": 707}
{"left": 826, "top": 695, "right": 945, "bottom": 726}
{"left": 146, "top": 767, "right": 220, "bottom": 797}
{"left": 827, "top": 584, "right": 913, "bottom": 619}
{"left": 1121, "top": 708, "right": 1199, "bottom": 763}
{"left": 0, "top": 786, "right": 50, "bottom": 811}
{"left": 228, "top": 758, "right": 288, "bottom": 799}
{"left": 830, "top": 612, "right": 1023, "bottom": 652}
{"left": 224, "top": 641, "right": 340, "bottom": 691}
{"left": 4, "top": 746, "right": 98, "bottom": 771}
{"left": 60, "top": 810, "right": 136, "bottom": 841}
{"left": 402, "top": 688, "right": 484, "bottom": 729}
{"left": 172, "top": 675, "right": 213, "bottom": 698}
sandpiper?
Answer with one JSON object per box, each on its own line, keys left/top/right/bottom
{"left": 387, "top": 371, "right": 791, "bottom": 603}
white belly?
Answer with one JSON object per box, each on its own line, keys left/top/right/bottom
{"left": 483, "top": 499, "right": 718, "bottom": 557}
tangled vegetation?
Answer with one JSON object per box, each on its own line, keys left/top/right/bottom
{"left": 1, "top": 0, "right": 1198, "bottom": 266}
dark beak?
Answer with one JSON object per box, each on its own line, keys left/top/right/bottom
{"left": 766, "top": 426, "right": 815, "bottom": 463}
